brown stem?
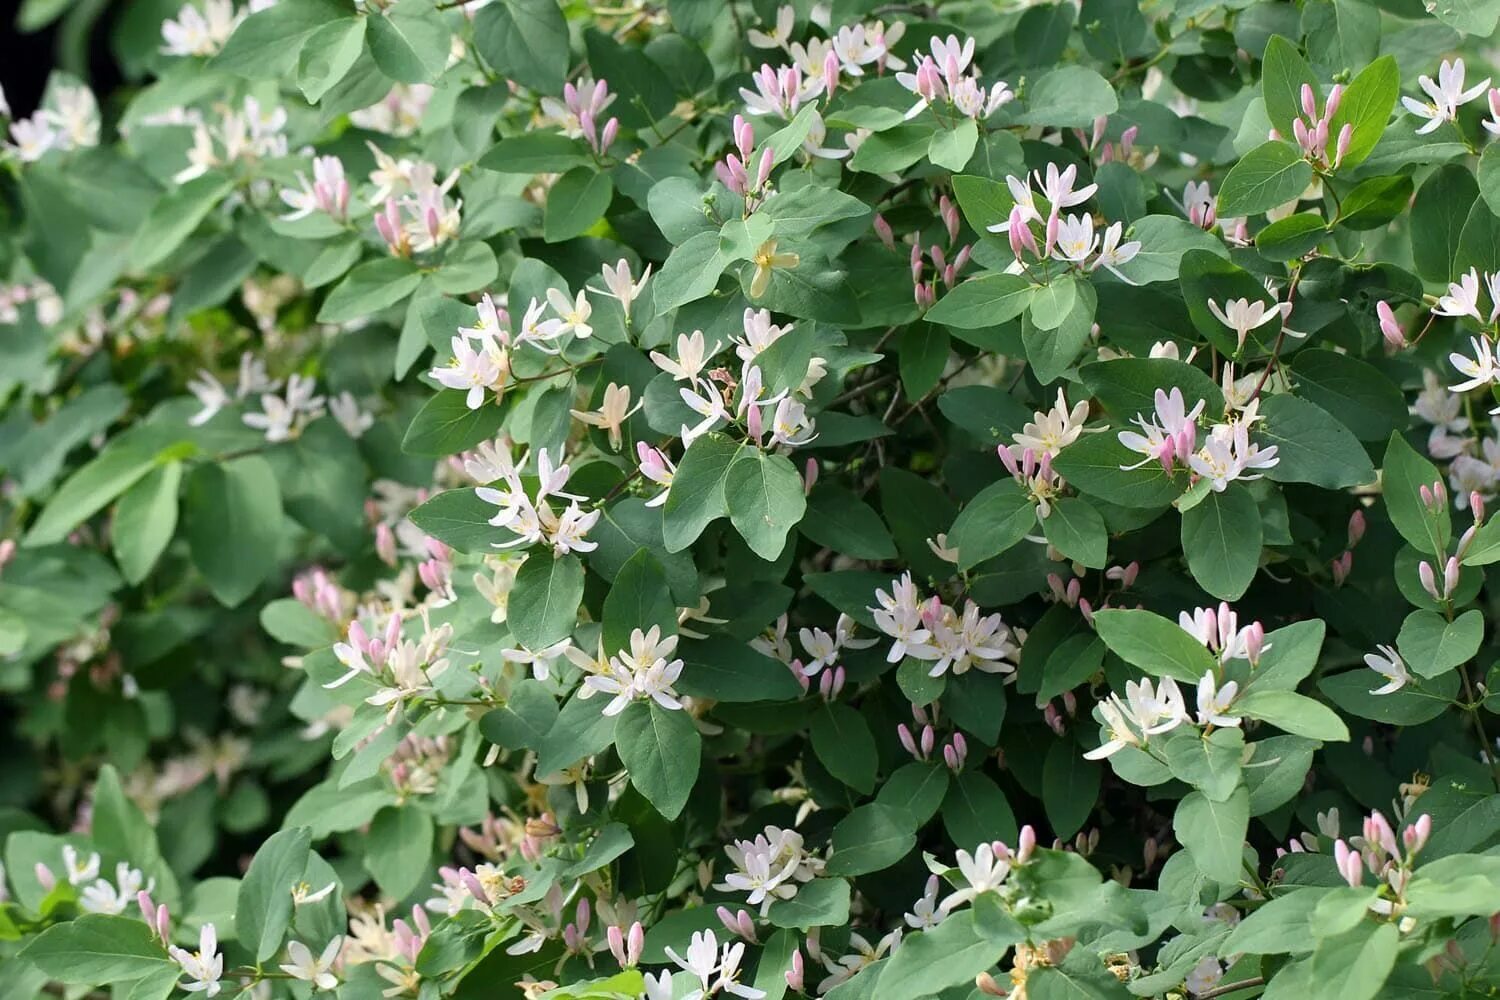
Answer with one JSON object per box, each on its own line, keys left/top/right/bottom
{"left": 1197, "top": 977, "right": 1265, "bottom": 999}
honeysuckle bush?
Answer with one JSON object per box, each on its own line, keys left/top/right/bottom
{"left": 13, "top": 1, "right": 1500, "bottom": 1000}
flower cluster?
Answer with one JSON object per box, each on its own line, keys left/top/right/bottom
{"left": 870, "top": 573, "right": 1020, "bottom": 677}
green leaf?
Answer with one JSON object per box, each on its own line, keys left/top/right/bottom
{"left": 1319, "top": 667, "right": 1459, "bottom": 725}
{"left": 1337, "top": 175, "right": 1412, "bottom": 230}
{"left": 1181, "top": 484, "right": 1262, "bottom": 601}
{"left": 1022, "top": 280, "right": 1096, "bottom": 384}
{"left": 941, "top": 771, "right": 1018, "bottom": 848}
{"left": 366, "top": 9, "right": 450, "bottom": 84}
{"left": 111, "top": 459, "right": 181, "bottom": 585}
{"left": 662, "top": 433, "right": 746, "bottom": 551}
{"left": 184, "top": 456, "right": 283, "bottom": 607}
{"left": 725, "top": 450, "right": 807, "bottom": 560}
{"left": 317, "top": 258, "right": 422, "bottom": 324}
{"left": 405, "top": 488, "right": 493, "bottom": 553}
{"left": 364, "top": 807, "right": 433, "bottom": 900}
{"left": 236, "top": 826, "right": 312, "bottom": 962}
{"left": 545, "top": 168, "right": 615, "bottom": 243}
{"left": 802, "top": 485, "right": 898, "bottom": 560}
{"left": 1381, "top": 432, "right": 1449, "bottom": 555}
{"left": 1216, "top": 141, "right": 1313, "bottom": 219}
{"left": 1255, "top": 212, "right": 1325, "bottom": 261}
{"left": 1014, "top": 66, "right": 1119, "bottom": 127}
{"left": 653, "top": 229, "right": 730, "bottom": 313}
{"left": 616, "top": 701, "right": 701, "bottom": 820}
{"left": 1309, "top": 922, "right": 1398, "bottom": 1000}
{"left": 1052, "top": 432, "right": 1184, "bottom": 508}
{"left": 132, "top": 173, "right": 234, "bottom": 271}
{"left": 20, "top": 914, "right": 173, "bottom": 985}
{"left": 767, "top": 877, "right": 851, "bottom": 929}
{"left": 602, "top": 549, "right": 676, "bottom": 655}
{"left": 1042, "top": 496, "right": 1108, "bottom": 569}
{"left": 472, "top": 0, "right": 569, "bottom": 95}
{"left": 812, "top": 703, "right": 878, "bottom": 794}
{"left": 1396, "top": 609, "right": 1483, "bottom": 678}
{"left": 1288, "top": 350, "right": 1405, "bottom": 442}
{"left": 1028, "top": 276, "right": 1080, "bottom": 331}
{"left": 876, "top": 763, "right": 951, "bottom": 827}
{"left": 1235, "top": 690, "right": 1349, "bottom": 741}
{"left": 1412, "top": 165, "right": 1478, "bottom": 283}
{"left": 1043, "top": 740, "right": 1103, "bottom": 839}
{"left": 297, "top": 18, "right": 366, "bottom": 103}
{"left": 825, "top": 803, "right": 917, "bottom": 877}
{"left": 1258, "top": 394, "right": 1376, "bottom": 490}
{"left": 676, "top": 637, "right": 805, "bottom": 702}
{"left": 508, "top": 553, "right": 584, "bottom": 651}
{"left": 929, "top": 118, "right": 979, "bottom": 171}
{"left": 479, "top": 679, "right": 560, "bottom": 751}
{"left": 401, "top": 392, "right": 507, "bottom": 457}
{"left": 1079, "top": 357, "right": 1224, "bottom": 420}
{"left": 1327, "top": 56, "right": 1398, "bottom": 169}
{"left": 1091, "top": 608, "right": 1218, "bottom": 682}
{"left": 1224, "top": 888, "right": 1328, "bottom": 954}
{"left": 1174, "top": 786, "right": 1249, "bottom": 885}
{"left": 926, "top": 273, "right": 1034, "bottom": 329}
{"left": 1164, "top": 728, "right": 1244, "bottom": 802}
{"left": 948, "top": 479, "right": 1036, "bottom": 571}
{"left": 479, "top": 133, "right": 592, "bottom": 174}
{"left": 213, "top": 0, "right": 346, "bottom": 78}
{"left": 1260, "top": 36, "right": 1319, "bottom": 140}
{"left": 872, "top": 910, "right": 1019, "bottom": 1000}
{"left": 1109, "top": 215, "right": 1229, "bottom": 284}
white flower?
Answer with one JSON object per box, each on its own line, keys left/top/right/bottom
{"left": 1036, "top": 162, "right": 1097, "bottom": 212}
{"left": 715, "top": 825, "right": 824, "bottom": 917}
{"left": 1450, "top": 335, "right": 1499, "bottom": 393}
{"left": 329, "top": 391, "right": 374, "bottom": 438}
{"left": 9, "top": 116, "right": 58, "bottom": 161}
{"left": 651, "top": 329, "right": 711, "bottom": 384}
{"left": 1195, "top": 673, "right": 1241, "bottom": 727}
{"left": 1435, "top": 269, "right": 1485, "bottom": 323}
{"left": 1364, "top": 644, "right": 1409, "bottom": 695}
{"left": 571, "top": 382, "right": 643, "bottom": 451}
{"left": 1206, "top": 297, "right": 1287, "bottom": 351}
{"left": 1092, "top": 221, "right": 1142, "bottom": 281}
{"left": 169, "top": 923, "right": 225, "bottom": 997}
{"left": 870, "top": 573, "right": 934, "bottom": 662}
{"left": 747, "top": 4, "right": 795, "bottom": 49}
{"left": 1053, "top": 213, "right": 1098, "bottom": 262}
{"left": 1014, "top": 388, "right": 1090, "bottom": 458}
{"left": 1188, "top": 407, "right": 1279, "bottom": 491}
{"left": 161, "top": 0, "right": 239, "bottom": 57}
{"left": 546, "top": 284, "right": 591, "bottom": 340}
{"left": 797, "top": 614, "right": 877, "bottom": 676}
{"left": 580, "top": 626, "right": 684, "bottom": 716}
{"left": 280, "top": 937, "right": 342, "bottom": 991}
{"left": 1402, "top": 59, "right": 1489, "bottom": 134}
{"left": 430, "top": 334, "right": 507, "bottom": 410}
{"left": 939, "top": 842, "right": 1011, "bottom": 914}
{"left": 903, "top": 874, "right": 944, "bottom": 929}
{"left": 594, "top": 258, "right": 651, "bottom": 316}
{"left": 62, "top": 846, "right": 100, "bottom": 886}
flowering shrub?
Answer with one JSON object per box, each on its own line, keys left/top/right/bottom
{"left": 8, "top": 0, "right": 1500, "bottom": 998}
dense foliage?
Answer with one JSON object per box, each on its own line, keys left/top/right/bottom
{"left": 7, "top": 0, "right": 1500, "bottom": 997}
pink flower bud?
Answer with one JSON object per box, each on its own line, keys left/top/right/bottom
{"left": 1334, "top": 123, "right": 1352, "bottom": 167}
{"left": 1044, "top": 210, "right": 1060, "bottom": 258}
{"left": 1090, "top": 114, "right": 1108, "bottom": 150}
{"left": 600, "top": 117, "right": 619, "bottom": 153}
{"left": 1324, "top": 84, "right": 1343, "bottom": 122}
{"left": 1301, "top": 84, "right": 1317, "bottom": 121}
{"left": 607, "top": 925, "right": 627, "bottom": 966}
{"left": 1347, "top": 509, "right": 1367, "bottom": 548}
{"left": 920, "top": 724, "right": 935, "bottom": 758}
{"left": 1333, "top": 839, "right": 1364, "bottom": 887}
{"left": 1017, "top": 825, "right": 1037, "bottom": 863}
{"left": 823, "top": 50, "right": 840, "bottom": 97}
{"left": 1403, "top": 814, "right": 1432, "bottom": 856}
{"left": 1376, "top": 301, "right": 1404, "bottom": 349}
{"left": 1331, "top": 551, "right": 1352, "bottom": 587}
{"left": 897, "top": 723, "right": 919, "bottom": 758}
{"left": 34, "top": 863, "right": 55, "bottom": 892}
{"left": 803, "top": 457, "right": 818, "bottom": 493}
{"left": 1418, "top": 560, "right": 1440, "bottom": 601}
{"left": 458, "top": 869, "right": 490, "bottom": 906}
{"left": 1444, "top": 556, "right": 1460, "bottom": 598}
{"left": 755, "top": 147, "right": 775, "bottom": 191}
{"left": 874, "top": 213, "right": 895, "bottom": 250}
{"left": 1420, "top": 484, "right": 1435, "bottom": 509}
{"left": 786, "top": 949, "right": 805, "bottom": 992}
{"left": 1476, "top": 492, "right": 1488, "bottom": 525}
{"left": 940, "top": 194, "right": 960, "bottom": 245}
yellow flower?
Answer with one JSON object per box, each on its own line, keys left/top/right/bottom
{"left": 750, "top": 239, "right": 799, "bottom": 298}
